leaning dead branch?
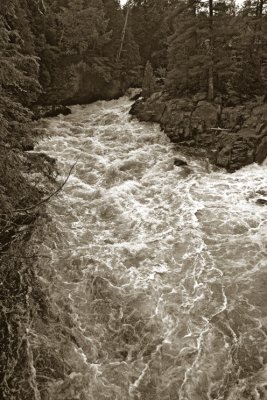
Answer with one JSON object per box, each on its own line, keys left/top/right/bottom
{"left": 14, "top": 160, "right": 78, "bottom": 213}
{"left": 209, "top": 127, "right": 230, "bottom": 131}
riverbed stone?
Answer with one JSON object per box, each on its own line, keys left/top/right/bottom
{"left": 174, "top": 158, "right": 188, "bottom": 166}
{"left": 256, "top": 198, "right": 267, "bottom": 206}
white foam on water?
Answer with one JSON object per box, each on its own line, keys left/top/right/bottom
{"left": 33, "top": 96, "right": 267, "bottom": 400}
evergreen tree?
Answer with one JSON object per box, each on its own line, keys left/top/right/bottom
{"left": 130, "top": 0, "right": 173, "bottom": 69}
{"left": 212, "top": 1, "right": 241, "bottom": 93}
{"left": 166, "top": 0, "right": 244, "bottom": 97}
{"left": 58, "top": 0, "right": 110, "bottom": 57}
{"left": 28, "top": 0, "right": 141, "bottom": 103}
{"left": 166, "top": 0, "right": 208, "bottom": 95}
{"left": 102, "top": 0, "right": 140, "bottom": 77}
{"left": 208, "top": 0, "right": 214, "bottom": 100}
{"left": 235, "top": 0, "right": 267, "bottom": 95}
{"left": 102, "top": 0, "right": 125, "bottom": 61}
{"left": 0, "top": 0, "right": 40, "bottom": 147}
{"left": 142, "top": 60, "right": 156, "bottom": 97}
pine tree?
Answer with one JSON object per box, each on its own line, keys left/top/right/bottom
{"left": 102, "top": 0, "right": 125, "bottom": 61}
{"left": 101, "top": 0, "right": 140, "bottom": 72}
{"left": 166, "top": 0, "right": 208, "bottom": 95}
{"left": 212, "top": 1, "right": 240, "bottom": 93}
{"left": 208, "top": 0, "right": 214, "bottom": 100}
{"left": 58, "top": 0, "right": 110, "bottom": 57}
{"left": 166, "top": 0, "right": 244, "bottom": 97}
{"left": 0, "top": 0, "right": 40, "bottom": 147}
{"left": 142, "top": 60, "right": 156, "bottom": 97}
{"left": 130, "top": 0, "right": 173, "bottom": 69}
{"left": 235, "top": 0, "right": 267, "bottom": 95}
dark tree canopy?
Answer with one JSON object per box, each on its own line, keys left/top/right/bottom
{"left": 165, "top": 0, "right": 267, "bottom": 98}
{"left": 0, "top": 0, "right": 266, "bottom": 135}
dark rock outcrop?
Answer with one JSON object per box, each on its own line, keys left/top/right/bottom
{"left": 32, "top": 104, "right": 72, "bottom": 120}
{"left": 130, "top": 91, "right": 267, "bottom": 171}
{"left": 64, "top": 69, "right": 123, "bottom": 105}
{"left": 40, "top": 61, "right": 125, "bottom": 106}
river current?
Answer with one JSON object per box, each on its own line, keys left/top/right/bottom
{"left": 34, "top": 95, "right": 267, "bottom": 399}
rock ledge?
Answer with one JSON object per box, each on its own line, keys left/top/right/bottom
{"left": 130, "top": 92, "right": 267, "bottom": 171}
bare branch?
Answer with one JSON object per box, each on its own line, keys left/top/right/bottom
{"left": 209, "top": 128, "right": 230, "bottom": 131}
{"left": 14, "top": 160, "right": 78, "bottom": 213}
{"left": 0, "top": 253, "right": 51, "bottom": 259}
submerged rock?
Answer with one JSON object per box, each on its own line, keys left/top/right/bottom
{"left": 256, "top": 198, "right": 267, "bottom": 206}
{"left": 129, "top": 89, "right": 142, "bottom": 101}
{"left": 174, "top": 158, "right": 188, "bottom": 167}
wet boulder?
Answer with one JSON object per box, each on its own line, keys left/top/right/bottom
{"left": 129, "top": 98, "right": 145, "bottom": 117}
{"left": 174, "top": 158, "right": 188, "bottom": 167}
{"left": 130, "top": 91, "right": 142, "bottom": 101}
{"left": 256, "top": 199, "right": 267, "bottom": 206}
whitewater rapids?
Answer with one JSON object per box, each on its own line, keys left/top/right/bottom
{"left": 34, "top": 95, "right": 267, "bottom": 400}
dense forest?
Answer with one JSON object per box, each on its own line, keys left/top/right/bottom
{"left": 130, "top": 0, "right": 267, "bottom": 98}
{"left": 1, "top": 0, "right": 266, "bottom": 135}
{"left": 0, "top": 0, "right": 267, "bottom": 398}
{"left": 1, "top": 0, "right": 266, "bottom": 158}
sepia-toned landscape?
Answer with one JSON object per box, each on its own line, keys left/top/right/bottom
{"left": 0, "top": 1, "right": 267, "bottom": 399}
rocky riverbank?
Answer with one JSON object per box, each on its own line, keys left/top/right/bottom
{"left": 130, "top": 91, "right": 267, "bottom": 171}
{"left": 32, "top": 104, "right": 72, "bottom": 120}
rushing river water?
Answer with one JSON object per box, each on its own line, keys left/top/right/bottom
{"left": 34, "top": 95, "right": 267, "bottom": 400}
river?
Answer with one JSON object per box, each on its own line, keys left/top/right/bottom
{"left": 33, "top": 95, "right": 267, "bottom": 400}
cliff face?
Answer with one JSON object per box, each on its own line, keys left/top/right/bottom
{"left": 130, "top": 92, "right": 267, "bottom": 171}
{"left": 60, "top": 63, "right": 124, "bottom": 105}
{"left": 39, "top": 58, "right": 125, "bottom": 106}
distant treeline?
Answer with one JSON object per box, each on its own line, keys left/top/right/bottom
{"left": 0, "top": 0, "right": 266, "bottom": 149}
{"left": 130, "top": 0, "right": 267, "bottom": 100}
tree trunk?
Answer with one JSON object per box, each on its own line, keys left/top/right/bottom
{"left": 116, "top": 5, "right": 130, "bottom": 63}
{"left": 208, "top": 0, "right": 214, "bottom": 101}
